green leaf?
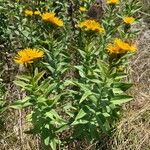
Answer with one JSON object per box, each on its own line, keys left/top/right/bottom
{"left": 43, "top": 83, "right": 57, "bottom": 97}
{"left": 38, "top": 78, "right": 51, "bottom": 91}
{"left": 63, "top": 80, "right": 75, "bottom": 87}
{"left": 79, "top": 91, "right": 92, "bottom": 103}
{"left": 37, "top": 97, "right": 47, "bottom": 103}
{"left": 32, "top": 71, "right": 45, "bottom": 84}
{"left": 102, "top": 112, "right": 110, "bottom": 117}
{"left": 50, "top": 138, "right": 57, "bottom": 150}
{"left": 113, "top": 82, "right": 133, "bottom": 91}
{"left": 44, "top": 136, "right": 50, "bottom": 146}
{"left": 74, "top": 65, "right": 85, "bottom": 78}
{"left": 16, "top": 75, "right": 31, "bottom": 82}
{"left": 45, "top": 109, "right": 65, "bottom": 125}
{"left": 13, "top": 80, "right": 28, "bottom": 89}
{"left": 78, "top": 49, "right": 86, "bottom": 59}
{"left": 42, "top": 62, "right": 55, "bottom": 73}
{"left": 71, "top": 119, "right": 88, "bottom": 125}
{"left": 97, "top": 59, "right": 109, "bottom": 80}
{"left": 90, "top": 79, "right": 102, "bottom": 84}
{"left": 112, "top": 88, "right": 123, "bottom": 94}
{"left": 89, "top": 95, "right": 98, "bottom": 105}
{"left": 114, "top": 73, "right": 127, "bottom": 80}
{"left": 111, "top": 95, "right": 133, "bottom": 105}
{"left": 73, "top": 108, "right": 86, "bottom": 123}
{"left": 10, "top": 96, "right": 32, "bottom": 109}
{"left": 74, "top": 82, "right": 91, "bottom": 93}
{"left": 56, "top": 125, "right": 69, "bottom": 133}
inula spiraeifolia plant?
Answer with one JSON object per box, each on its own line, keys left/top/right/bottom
{"left": 8, "top": 0, "right": 140, "bottom": 149}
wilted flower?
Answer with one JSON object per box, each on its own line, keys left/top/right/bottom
{"left": 107, "top": 38, "right": 137, "bottom": 54}
{"left": 41, "top": 12, "right": 64, "bottom": 27}
{"left": 79, "top": 19, "right": 105, "bottom": 33}
{"left": 106, "top": 0, "right": 120, "bottom": 5}
{"left": 80, "top": 7, "right": 87, "bottom": 12}
{"left": 24, "top": 10, "right": 33, "bottom": 16}
{"left": 14, "top": 48, "right": 44, "bottom": 64}
{"left": 123, "top": 16, "right": 135, "bottom": 24}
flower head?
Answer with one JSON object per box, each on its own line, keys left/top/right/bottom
{"left": 41, "top": 12, "right": 64, "bottom": 27}
{"left": 24, "top": 10, "right": 33, "bottom": 16}
{"left": 107, "top": 38, "right": 137, "bottom": 54}
{"left": 107, "top": 43, "right": 121, "bottom": 54}
{"left": 123, "top": 16, "right": 135, "bottom": 24}
{"left": 106, "top": 0, "right": 120, "bottom": 5}
{"left": 34, "top": 11, "right": 41, "bottom": 16}
{"left": 80, "top": 7, "right": 87, "bottom": 12}
{"left": 79, "top": 19, "right": 105, "bottom": 33}
{"left": 14, "top": 48, "right": 44, "bottom": 64}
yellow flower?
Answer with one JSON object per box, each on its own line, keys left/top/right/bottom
{"left": 24, "top": 10, "right": 33, "bottom": 16}
{"left": 123, "top": 16, "right": 135, "bottom": 24}
{"left": 14, "top": 48, "right": 44, "bottom": 64}
{"left": 128, "top": 44, "right": 137, "bottom": 52}
{"left": 114, "top": 38, "right": 131, "bottom": 51}
{"left": 41, "top": 12, "right": 64, "bottom": 27}
{"left": 107, "top": 38, "right": 137, "bottom": 54}
{"left": 106, "top": 0, "right": 120, "bottom": 4}
{"left": 34, "top": 11, "right": 41, "bottom": 16}
{"left": 107, "top": 43, "right": 121, "bottom": 54}
{"left": 79, "top": 19, "right": 105, "bottom": 33}
{"left": 80, "top": 7, "right": 87, "bottom": 12}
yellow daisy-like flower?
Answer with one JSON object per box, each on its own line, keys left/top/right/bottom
{"left": 128, "top": 44, "right": 137, "bottom": 52}
{"left": 34, "top": 11, "right": 41, "bottom": 16}
{"left": 41, "top": 12, "right": 64, "bottom": 27}
{"left": 107, "top": 38, "right": 137, "bottom": 54}
{"left": 79, "top": 7, "right": 87, "bottom": 12}
{"left": 79, "top": 19, "right": 105, "bottom": 33}
{"left": 114, "top": 38, "right": 131, "bottom": 51}
{"left": 24, "top": 10, "right": 33, "bottom": 16}
{"left": 123, "top": 16, "right": 135, "bottom": 25}
{"left": 106, "top": 0, "right": 120, "bottom": 5}
{"left": 107, "top": 43, "right": 121, "bottom": 54}
{"left": 14, "top": 48, "right": 44, "bottom": 64}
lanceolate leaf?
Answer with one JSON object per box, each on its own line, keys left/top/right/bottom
{"left": 79, "top": 91, "right": 92, "bottom": 103}
{"left": 111, "top": 95, "right": 133, "bottom": 105}
{"left": 112, "top": 82, "right": 133, "bottom": 91}
{"left": 72, "top": 108, "right": 86, "bottom": 125}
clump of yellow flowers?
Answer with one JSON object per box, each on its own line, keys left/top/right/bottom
{"left": 79, "top": 19, "right": 105, "bottom": 33}
{"left": 14, "top": 48, "right": 44, "bottom": 65}
{"left": 107, "top": 38, "right": 137, "bottom": 54}
{"left": 24, "top": 9, "right": 41, "bottom": 16}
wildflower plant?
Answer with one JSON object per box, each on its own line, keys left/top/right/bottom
{"left": 9, "top": 0, "right": 141, "bottom": 149}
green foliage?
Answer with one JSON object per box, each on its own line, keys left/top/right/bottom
{"left": 3, "top": 0, "right": 141, "bottom": 149}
